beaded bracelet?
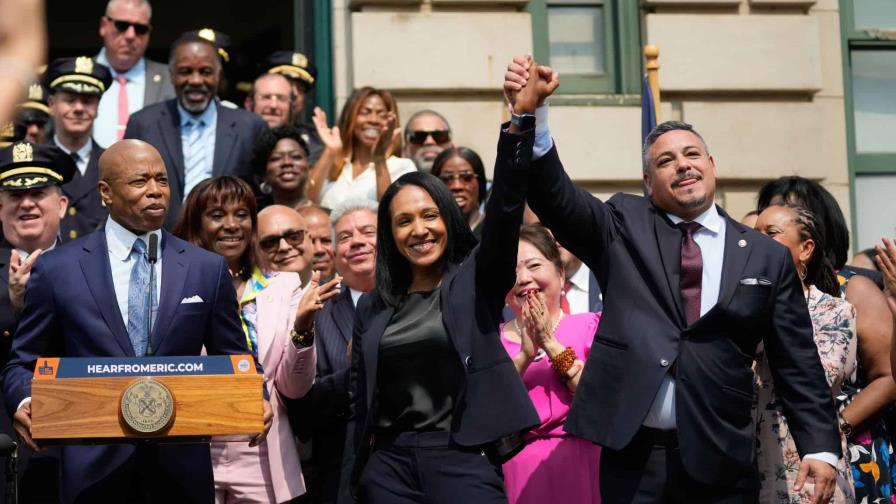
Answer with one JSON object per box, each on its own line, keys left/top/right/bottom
{"left": 549, "top": 347, "right": 577, "bottom": 378}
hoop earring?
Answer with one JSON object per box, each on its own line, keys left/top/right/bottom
{"left": 798, "top": 261, "right": 807, "bottom": 281}
{"left": 259, "top": 181, "right": 272, "bottom": 195}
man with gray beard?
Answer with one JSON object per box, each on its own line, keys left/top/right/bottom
{"left": 124, "top": 29, "right": 266, "bottom": 228}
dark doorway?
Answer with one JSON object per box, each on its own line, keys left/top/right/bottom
{"left": 47, "top": 0, "right": 301, "bottom": 105}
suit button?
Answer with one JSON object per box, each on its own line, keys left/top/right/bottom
{"left": 464, "top": 356, "right": 472, "bottom": 368}
{"left": 660, "top": 359, "right": 669, "bottom": 367}
{"left": 514, "top": 142, "right": 522, "bottom": 149}
{"left": 68, "top": 207, "right": 77, "bottom": 216}
{"left": 2, "top": 331, "right": 9, "bottom": 338}
{"left": 69, "top": 230, "right": 78, "bottom": 239}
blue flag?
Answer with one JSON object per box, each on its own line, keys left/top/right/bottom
{"left": 641, "top": 76, "right": 657, "bottom": 144}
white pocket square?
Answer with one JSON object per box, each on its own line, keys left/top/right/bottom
{"left": 180, "top": 295, "right": 204, "bottom": 304}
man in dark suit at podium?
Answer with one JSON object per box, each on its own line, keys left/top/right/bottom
{"left": 2, "top": 139, "right": 271, "bottom": 503}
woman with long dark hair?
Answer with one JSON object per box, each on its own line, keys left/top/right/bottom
{"left": 173, "top": 176, "right": 339, "bottom": 503}
{"left": 753, "top": 204, "right": 856, "bottom": 503}
{"left": 338, "top": 151, "right": 539, "bottom": 500}
{"left": 431, "top": 146, "right": 489, "bottom": 237}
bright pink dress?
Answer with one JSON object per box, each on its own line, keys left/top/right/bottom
{"left": 500, "top": 312, "right": 602, "bottom": 504}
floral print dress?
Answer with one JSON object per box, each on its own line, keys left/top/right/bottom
{"left": 838, "top": 269, "right": 896, "bottom": 504}
{"left": 755, "top": 285, "right": 857, "bottom": 504}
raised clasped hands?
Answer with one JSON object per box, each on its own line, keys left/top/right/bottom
{"left": 503, "top": 55, "right": 560, "bottom": 115}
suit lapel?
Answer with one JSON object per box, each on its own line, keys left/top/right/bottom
{"left": 363, "top": 305, "right": 394, "bottom": 407}
{"left": 158, "top": 101, "right": 185, "bottom": 197}
{"left": 587, "top": 271, "right": 602, "bottom": 312}
{"left": 331, "top": 288, "right": 355, "bottom": 344}
{"left": 717, "top": 216, "right": 753, "bottom": 309}
{"left": 65, "top": 142, "right": 103, "bottom": 203}
{"left": 79, "top": 232, "right": 134, "bottom": 356}
{"left": 653, "top": 208, "right": 687, "bottom": 327}
{"left": 143, "top": 62, "right": 162, "bottom": 104}
{"left": 212, "top": 107, "right": 236, "bottom": 177}
{"left": 150, "top": 231, "right": 189, "bottom": 352}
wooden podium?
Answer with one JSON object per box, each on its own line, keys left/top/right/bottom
{"left": 30, "top": 355, "right": 264, "bottom": 443}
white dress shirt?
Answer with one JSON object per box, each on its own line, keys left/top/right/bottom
{"left": 528, "top": 102, "right": 837, "bottom": 468}
{"left": 350, "top": 288, "right": 364, "bottom": 307}
{"left": 566, "top": 262, "right": 597, "bottom": 315}
{"left": 53, "top": 136, "right": 92, "bottom": 176}
{"left": 94, "top": 49, "right": 147, "bottom": 148}
{"left": 320, "top": 156, "right": 416, "bottom": 209}
{"left": 105, "top": 217, "right": 162, "bottom": 329}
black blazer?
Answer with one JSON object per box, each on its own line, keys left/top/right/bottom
{"left": 339, "top": 126, "right": 540, "bottom": 500}
{"left": 60, "top": 141, "right": 107, "bottom": 242}
{"left": 522, "top": 142, "right": 841, "bottom": 488}
{"left": 123, "top": 99, "right": 267, "bottom": 228}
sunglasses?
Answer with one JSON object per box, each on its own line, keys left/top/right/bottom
{"left": 438, "top": 172, "right": 476, "bottom": 183}
{"left": 105, "top": 16, "right": 151, "bottom": 35}
{"left": 406, "top": 130, "right": 451, "bottom": 145}
{"left": 258, "top": 229, "right": 306, "bottom": 253}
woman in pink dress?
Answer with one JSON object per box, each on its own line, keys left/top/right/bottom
{"left": 500, "top": 223, "right": 601, "bottom": 504}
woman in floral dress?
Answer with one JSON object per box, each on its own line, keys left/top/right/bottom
{"left": 754, "top": 204, "right": 857, "bottom": 503}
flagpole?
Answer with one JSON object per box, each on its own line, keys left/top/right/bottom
{"left": 644, "top": 45, "right": 661, "bottom": 123}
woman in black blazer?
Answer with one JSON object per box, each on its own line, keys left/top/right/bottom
{"left": 338, "top": 132, "right": 540, "bottom": 503}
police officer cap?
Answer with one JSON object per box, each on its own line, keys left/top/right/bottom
{"left": 44, "top": 57, "right": 113, "bottom": 96}
{"left": 0, "top": 142, "right": 76, "bottom": 190}
{"left": 265, "top": 51, "right": 316, "bottom": 89}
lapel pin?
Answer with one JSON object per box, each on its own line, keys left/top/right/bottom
{"left": 738, "top": 239, "right": 747, "bottom": 248}
{"left": 153, "top": 74, "right": 161, "bottom": 83}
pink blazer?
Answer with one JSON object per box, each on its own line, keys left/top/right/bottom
{"left": 254, "top": 271, "right": 316, "bottom": 501}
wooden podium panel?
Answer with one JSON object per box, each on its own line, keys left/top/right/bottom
{"left": 31, "top": 355, "right": 264, "bottom": 442}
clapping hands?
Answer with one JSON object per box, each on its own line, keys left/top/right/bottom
{"left": 875, "top": 237, "right": 896, "bottom": 316}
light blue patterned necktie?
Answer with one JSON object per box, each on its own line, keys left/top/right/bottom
{"left": 183, "top": 118, "right": 207, "bottom": 198}
{"left": 127, "top": 238, "right": 156, "bottom": 356}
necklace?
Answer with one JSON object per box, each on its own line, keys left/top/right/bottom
{"left": 510, "top": 312, "right": 564, "bottom": 361}
{"left": 229, "top": 266, "right": 245, "bottom": 278}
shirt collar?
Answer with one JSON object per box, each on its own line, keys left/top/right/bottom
{"left": 53, "top": 135, "right": 93, "bottom": 161}
{"left": 96, "top": 48, "right": 146, "bottom": 83}
{"left": 105, "top": 217, "right": 162, "bottom": 262}
{"left": 177, "top": 100, "right": 218, "bottom": 128}
{"left": 666, "top": 204, "right": 723, "bottom": 236}
{"left": 15, "top": 239, "right": 57, "bottom": 260}
{"left": 567, "top": 262, "right": 592, "bottom": 291}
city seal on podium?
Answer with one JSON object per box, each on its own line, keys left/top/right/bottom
{"left": 120, "top": 378, "right": 175, "bottom": 434}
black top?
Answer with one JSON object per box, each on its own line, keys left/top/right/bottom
{"left": 374, "top": 288, "right": 463, "bottom": 434}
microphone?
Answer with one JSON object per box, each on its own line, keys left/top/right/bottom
{"left": 146, "top": 234, "right": 159, "bottom": 356}
{"left": 0, "top": 434, "right": 16, "bottom": 455}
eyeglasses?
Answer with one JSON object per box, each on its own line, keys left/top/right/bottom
{"left": 104, "top": 16, "right": 151, "bottom": 36}
{"left": 438, "top": 172, "right": 476, "bottom": 183}
{"left": 258, "top": 229, "right": 306, "bottom": 253}
{"left": 406, "top": 130, "right": 451, "bottom": 145}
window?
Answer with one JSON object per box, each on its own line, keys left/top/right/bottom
{"left": 529, "top": 0, "right": 640, "bottom": 95}
{"left": 840, "top": 0, "right": 896, "bottom": 248}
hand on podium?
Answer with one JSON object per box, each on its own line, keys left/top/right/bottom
{"left": 13, "top": 401, "right": 44, "bottom": 453}
{"left": 249, "top": 399, "right": 273, "bottom": 447}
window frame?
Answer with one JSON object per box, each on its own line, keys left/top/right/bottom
{"left": 529, "top": 0, "right": 641, "bottom": 96}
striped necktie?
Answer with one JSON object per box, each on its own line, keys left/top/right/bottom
{"left": 183, "top": 119, "right": 207, "bottom": 197}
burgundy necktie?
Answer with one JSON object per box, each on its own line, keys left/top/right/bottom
{"left": 678, "top": 221, "right": 703, "bottom": 325}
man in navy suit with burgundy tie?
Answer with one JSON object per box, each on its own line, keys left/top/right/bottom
{"left": 502, "top": 56, "right": 840, "bottom": 503}
{"left": 2, "top": 139, "right": 272, "bottom": 503}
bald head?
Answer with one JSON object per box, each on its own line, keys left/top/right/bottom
{"left": 257, "top": 205, "right": 313, "bottom": 281}
{"left": 98, "top": 139, "right": 170, "bottom": 234}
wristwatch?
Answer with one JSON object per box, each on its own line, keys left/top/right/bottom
{"left": 290, "top": 322, "right": 315, "bottom": 348}
{"left": 840, "top": 419, "right": 853, "bottom": 438}
{"left": 510, "top": 112, "right": 535, "bottom": 130}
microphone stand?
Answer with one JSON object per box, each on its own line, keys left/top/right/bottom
{"left": 146, "top": 233, "right": 159, "bottom": 356}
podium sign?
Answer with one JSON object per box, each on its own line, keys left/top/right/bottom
{"left": 31, "top": 355, "right": 263, "bottom": 443}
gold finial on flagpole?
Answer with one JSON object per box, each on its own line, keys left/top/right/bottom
{"left": 644, "top": 45, "right": 661, "bottom": 123}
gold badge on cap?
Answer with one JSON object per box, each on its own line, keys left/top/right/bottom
{"left": 12, "top": 142, "right": 34, "bottom": 163}
{"left": 27, "top": 84, "right": 43, "bottom": 101}
{"left": 198, "top": 28, "right": 216, "bottom": 43}
{"left": 1, "top": 122, "right": 13, "bottom": 137}
{"left": 292, "top": 53, "right": 308, "bottom": 68}
{"left": 75, "top": 56, "right": 94, "bottom": 75}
